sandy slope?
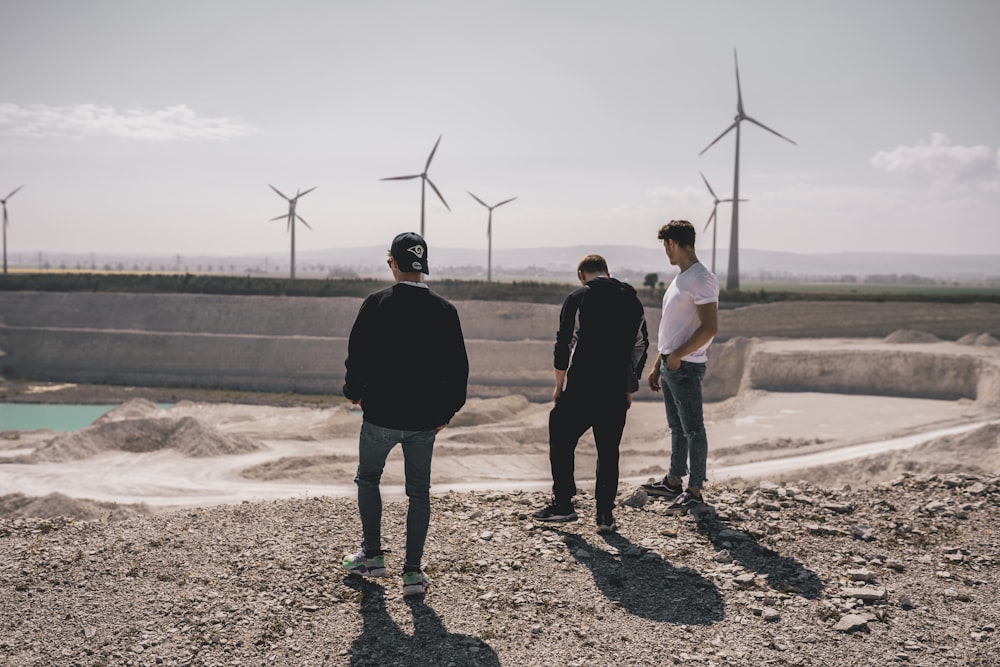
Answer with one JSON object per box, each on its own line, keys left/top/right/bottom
{"left": 2, "top": 334, "right": 997, "bottom": 513}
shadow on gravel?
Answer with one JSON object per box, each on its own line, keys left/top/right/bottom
{"left": 344, "top": 576, "right": 500, "bottom": 666}
{"left": 550, "top": 528, "right": 724, "bottom": 624}
{"left": 691, "top": 506, "right": 824, "bottom": 599}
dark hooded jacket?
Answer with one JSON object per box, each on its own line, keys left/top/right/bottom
{"left": 554, "top": 277, "right": 649, "bottom": 395}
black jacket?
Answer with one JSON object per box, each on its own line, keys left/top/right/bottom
{"left": 554, "top": 277, "right": 649, "bottom": 395}
{"left": 343, "top": 283, "right": 469, "bottom": 430}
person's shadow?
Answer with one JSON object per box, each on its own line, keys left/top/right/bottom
{"left": 690, "top": 506, "right": 824, "bottom": 599}
{"left": 549, "top": 528, "right": 724, "bottom": 624}
{"left": 344, "top": 576, "right": 500, "bottom": 667}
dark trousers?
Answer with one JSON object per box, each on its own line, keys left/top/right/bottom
{"left": 548, "top": 389, "right": 629, "bottom": 514}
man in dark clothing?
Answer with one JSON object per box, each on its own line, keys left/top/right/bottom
{"left": 532, "top": 254, "right": 649, "bottom": 533}
{"left": 342, "top": 231, "right": 469, "bottom": 597}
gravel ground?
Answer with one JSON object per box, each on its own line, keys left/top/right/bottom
{"left": 1, "top": 473, "right": 997, "bottom": 666}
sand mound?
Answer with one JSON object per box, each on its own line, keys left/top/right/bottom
{"left": 449, "top": 395, "right": 532, "bottom": 427}
{"left": 975, "top": 333, "right": 999, "bottom": 346}
{"left": 883, "top": 329, "right": 941, "bottom": 344}
{"left": 92, "top": 398, "right": 163, "bottom": 425}
{"left": 316, "top": 405, "right": 365, "bottom": 438}
{"left": 957, "top": 332, "right": 999, "bottom": 346}
{"left": 241, "top": 454, "right": 355, "bottom": 482}
{"left": 29, "top": 416, "right": 261, "bottom": 462}
{"left": 0, "top": 492, "right": 148, "bottom": 520}
{"left": 440, "top": 425, "right": 550, "bottom": 450}
{"left": 772, "top": 423, "right": 1000, "bottom": 486}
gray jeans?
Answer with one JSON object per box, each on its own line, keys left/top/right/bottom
{"left": 354, "top": 419, "right": 436, "bottom": 569}
{"left": 660, "top": 360, "right": 709, "bottom": 490}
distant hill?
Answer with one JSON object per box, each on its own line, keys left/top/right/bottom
{"left": 20, "top": 246, "right": 1000, "bottom": 282}
{"left": 295, "top": 245, "right": 1000, "bottom": 281}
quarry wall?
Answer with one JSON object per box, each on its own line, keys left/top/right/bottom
{"left": 1, "top": 292, "right": 996, "bottom": 403}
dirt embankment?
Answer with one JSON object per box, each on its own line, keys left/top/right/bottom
{"left": 2, "top": 293, "right": 998, "bottom": 400}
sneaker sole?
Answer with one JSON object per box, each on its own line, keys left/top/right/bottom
{"left": 642, "top": 487, "right": 682, "bottom": 499}
{"left": 402, "top": 584, "right": 428, "bottom": 596}
{"left": 597, "top": 524, "right": 617, "bottom": 534}
{"left": 532, "top": 513, "right": 578, "bottom": 523}
{"left": 344, "top": 566, "right": 387, "bottom": 578}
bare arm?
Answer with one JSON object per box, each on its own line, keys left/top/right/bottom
{"left": 552, "top": 369, "right": 566, "bottom": 402}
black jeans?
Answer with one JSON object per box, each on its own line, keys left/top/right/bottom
{"left": 548, "top": 389, "right": 629, "bottom": 515}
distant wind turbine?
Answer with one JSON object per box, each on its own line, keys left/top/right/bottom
{"left": 269, "top": 184, "right": 316, "bottom": 281}
{"left": 699, "top": 171, "right": 746, "bottom": 276}
{"left": 1, "top": 185, "right": 23, "bottom": 276}
{"left": 381, "top": 134, "right": 450, "bottom": 238}
{"left": 700, "top": 49, "right": 796, "bottom": 291}
{"left": 467, "top": 192, "right": 517, "bottom": 283}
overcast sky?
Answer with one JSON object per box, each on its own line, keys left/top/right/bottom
{"left": 2, "top": 1, "right": 998, "bottom": 260}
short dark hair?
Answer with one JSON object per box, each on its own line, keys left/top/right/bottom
{"left": 577, "top": 254, "right": 609, "bottom": 275}
{"left": 657, "top": 220, "right": 696, "bottom": 248}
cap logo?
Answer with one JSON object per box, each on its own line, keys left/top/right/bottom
{"left": 411, "top": 261, "right": 422, "bottom": 270}
{"left": 407, "top": 245, "right": 425, "bottom": 258}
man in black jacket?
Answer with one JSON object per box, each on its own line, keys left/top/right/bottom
{"left": 532, "top": 254, "right": 649, "bottom": 533}
{"left": 342, "top": 232, "right": 469, "bottom": 597}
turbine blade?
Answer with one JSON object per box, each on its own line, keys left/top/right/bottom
{"left": 381, "top": 174, "right": 421, "bottom": 181}
{"left": 298, "top": 186, "right": 317, "bottom": 197}
{"left": 699, "top": 171, "right": 719, "bottom": 200}
{"left": 467, "top": 191, "right": 489, "bottom": 208}
{"left": 495, "top": 196, "right": 517, "bottom": 207}
{"left": 734, "top": 49, "right": 744, "bottom": 117}
{"left": 269, "top": 214, "right": 287, "bottom": 222}
{"left": 699, "top": 122, "right": 737, "bottom": 155}
{"left": 269, "top": 184, "right": 291, "bottom": 200}
{"left": 745, "top": 115, "right": 797, "bottom": 145}
{"left": 297, "top": 214, "right": 313, "bottom": 230}
{"left": 703, "top": 207, "right": 716, "bottom": 233}
{"left": 5, "top": 185, "right": 24, "bottom": 200}
{"left": 425, "top": 134, "right": 443, "bottom": 171}
{"left": 426, "top": 177, "right": 450, "bottom": 211}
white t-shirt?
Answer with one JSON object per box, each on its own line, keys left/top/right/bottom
{"left": 658, "top": 261, "right": 719, "bottom": 362}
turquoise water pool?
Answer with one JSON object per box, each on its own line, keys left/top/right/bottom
{"left": 0, "top": 404, "right": 167, "bottom": 432}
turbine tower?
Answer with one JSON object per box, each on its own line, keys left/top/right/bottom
{"left": 467, "top": 192, "right": 517, "bottom": 283}
{"left": 700, "top": 49, "right": 796, "bottom": 290}
{"left": 381, "top": 134, "right": 450, "bottom": 238}
{"left": 700, "top": 171, "right": 745, "bottom": 276}
{"left": 1, "top": 185, "right": 23, "bottom": 276}
{"left": 269, "top": 184, "right": 316, "bottom": 281}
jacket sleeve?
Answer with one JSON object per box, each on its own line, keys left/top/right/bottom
{"left": 553, "top": 291, "right": 581, "bottom": 371}
{"left": 628, "top": 303, "right": 650, "bottom": 393}
{"left": 342, "top": 296, "right": 376, "bottom": 401}
{"left": 440, "top": 305, "right": 469, "bottom": 422}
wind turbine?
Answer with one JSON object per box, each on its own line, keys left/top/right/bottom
{"left": 381, "top": 134, "right": 450, "bottom": 238}
{"left": 700, "top": 49, "right": 796, "bottom": 290}
{"left": 268, "top": 184, "right": 316, "bottom": 281}
{"left": 699, "top": 171, "right": 746, "bottom": 276}
{"left": 467, "top": 192, "right": 517, "bottom": 283}
{"left": 1, "top": 185, "right": 23, "bottom": 276}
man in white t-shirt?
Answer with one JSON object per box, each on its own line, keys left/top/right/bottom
{"left": 642, "top": 220, "right": 719, "bottom": 513}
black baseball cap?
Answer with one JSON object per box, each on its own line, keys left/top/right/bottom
{"left": 390, "top": 232, "right": 430, "bottom": 274}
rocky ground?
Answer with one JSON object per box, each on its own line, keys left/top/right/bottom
{"left": 1, "top": 473, "right": 996, "bottom": 666}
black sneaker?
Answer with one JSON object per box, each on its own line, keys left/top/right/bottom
{"left": 532, "top": 503, "right": 578, "bottom": 523}
{"left": 642, "top": 476, "right": 683, "bottom": 499}
{"left": 664, "top": 491, "right": 705, "bottom": 515}
{"left": 596, "top": 512, "right": 617, "bottom": 534}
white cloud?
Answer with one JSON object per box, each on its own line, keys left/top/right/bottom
{"left": 870, "top": 133, "right": 998, "bottom": 191}
{"left": 0, "top": 103, "right": 256, "bottom": 141}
